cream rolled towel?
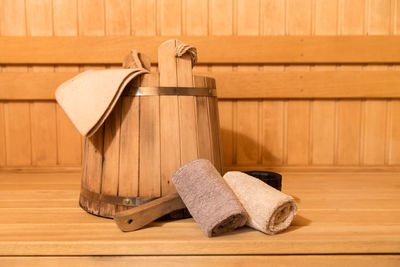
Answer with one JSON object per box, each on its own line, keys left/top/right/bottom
{"left": 55, "top": 68, "right": 148, "bottom": 136}
{"left": 172, "top": 159, "right": 247, "bottom": 237}
{"left": 223, "top": 171, "right": 297, "bottom": 235}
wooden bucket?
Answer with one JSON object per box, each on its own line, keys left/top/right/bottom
{"left": 79, "top": 40, "right": 223, "bottom": 218}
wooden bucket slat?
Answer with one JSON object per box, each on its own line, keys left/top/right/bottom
{"left": 159, "top": 40, "right": 182, "bottom": 196}
{"left": 178, "top": 96, "right": 198, "bottom": 166}
{"left": 79, "top": 138, "right": 90, "bottom": 213}
{"left": 195, "top": 74, "right": 213, "bottom": 162}
{"left": 177, "top": 44, "right": 198, "bottom": 166}
{"left": 196, "top": 97, "right": 213, "bottom": 161}
{"left": 118, "top": 97, "right": 140, "bottom": 212}
{"left": 80, "top": 126, "right": 104, "bottom": 215}
{"left": 160, "top": 95, "right": 180, "bottom": 195}
{"left": 139, "top": 74, "right": 161, "bottom": 199}
{"left": 100, "top": 100, "right": 122, "bottom": 217}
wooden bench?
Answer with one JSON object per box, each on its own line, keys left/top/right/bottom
{"left": 0, "top": 170, "right": 399, "bottom": 266}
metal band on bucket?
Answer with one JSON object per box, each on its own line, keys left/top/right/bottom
{"left": 80, "top": 187, "right": 159, "bottom": 207}
{"left": 123, "top": 87, "right": 217, "bottom": 97}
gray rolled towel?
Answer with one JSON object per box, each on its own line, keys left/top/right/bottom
{"left": 172, "top": 159, "right": 247, "bottom": 237}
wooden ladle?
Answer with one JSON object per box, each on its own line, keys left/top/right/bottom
{"left": 114, "top": 193, "right": 186, "bottom": 232}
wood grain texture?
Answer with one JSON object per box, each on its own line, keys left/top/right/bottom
{"left": 100, "top": 100, "right": 122, "bottom": 217}
{"left": 56, "top": 105, "right": 82, "bottom": 166}
{"left": 139, "top": 96, "right": 161, "bottom": 198}
{"left": 287, "top": 101, "right": 310, "bottom": 165}
{"left": 315, "top": 0, "right": 338, "bottom": 35}
{"left": 218, "top": 101, "right": 233, "bottom": 167}
{"left": 0, "top": 0, "right": 26, "bottom": 36}
{"left": 131, "top": 0, "right": 156, "bottom": 36}
{"left": 25, "top": 0, "right": 54, "bottom": 167}
{"left": 81, "top": 127, "right": 104, "bottom": 215}
{"left": 53, "top": 0, "right": 78, "bottom": 36}
{"left": 0, "top": 103, "right": 5, "bottom": 166}
{"left": 261, "top": 0, "right": 285, "bottom": 35}
{"left": 389, "top": 100, "right": 400, "bottom": 165}
{"left": 0, "top": 171, "right": 399, "bottom": 256}
{"left": 178, "top": 96, "right": 198, "bottom": 165}
{"left": 105, "top": 0, "right": 131, "bottom": 36}
{"left": 185, "top": 0, "right": 208, "bottom": 35}
{"left": 262, "top": 100, "right": 284, "bottom": 165}
{"left": 236, "top": 101, "right": 259, "bottom": 165}
{"left": 53, "top": 0, "right": 81, "bottom": 166}
{"left": 5, "top": 71, "right": 400, "bottom": 100}
{"left": 287, "top": 0, "right": 312, "bottom": 35}
{"left": 1, "top": 36, "right": 400, "bottom": 64}
{"left": 312, "top": 101, "right": 335, "bottom": 165}
{"left": 196, "top": 96, "right": 213, "bottom": 161}
{"left": 364, "top": 100, "right": 387, "bottom": 165}
{"left": 159, "top": 40, "right": 181, "bottom": 195}
{"left": 1, "top": 255, "right": 399, "bottom": 266}
{"left": 159, "top": 0, "right": 181, "bottom": 36}
{"left": 78, "top": 0, "right": 105, "bottom": 36}
{"left": 30, "top": 102, "right": 57, "bottom": 166}
{"left": 4, "top": 103, "right": 31, "bottom": 166}
{"left": 118, "top": 97, "right": 139, "bottom": 201}
{"left": 337, "top": 100, "right": 362, "bottom": 165}
{"left": 210, "top": 0, "right": 233, "bottom": 35}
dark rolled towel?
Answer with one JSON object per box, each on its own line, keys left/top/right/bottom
{"left": 172, "top": 159, "right": 247, "bottom": 237}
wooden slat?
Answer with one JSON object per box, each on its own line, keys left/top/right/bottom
{"left": 1, "top": 36, "right": 400, "bottom": 64}
{"left": 131, "top": 0, "right": 156, "bottom": 36}
{"left": 105, "top": 0, "right": 131, "bottom": 36}
{"left": 364, "top": 100, "right": 387, "bottom": 165}
{"left": 196, "top": 95, "right": 213, "bottom": 161}
{"left": 212, "top": 71, "right": 400, "bottom": 99}
{"left": 218, "top": 101, "right": 233, "bottom": 166}
{"left": 139, "top": 74, "right": 160, "bottom": 198}
{"left": 311, "top": 100, "right": 335, "bottom": 165}
{"left": 56, "top": 105, "right": 81, "bottom": 165}
{"left": 236, "top": 100, "right": 259, "bottom": 164}
{"left": 185, "top": 0, "right": 208, "bottom": 35}
{"left": 0, "top": 171, "right": 400, "bottom": 255}
{"left": 0, "top": 103, "right": 6, "bottom": 166}
{"left": 81, "top": 126, "right": 104, "bottom": 215}
{"left": 337, "top": 100, "right": 362, "bottom": 165}
{"left": 2, "top": 71, "right": 400, "bottom": 100}
{"left": 118, "top": 96, "right": 139, "bottom": 203}
{"left": 0, "top": 72, "right": 75, "bottom": 100}
{"left": 0, "top": 255, "right": 399, "bottom": 267}
{"left": 78, "top": 0, "right": 105, "bottom": 36}
{"left": 287, "top": 100, "right": 310, "bottom": 165}
{"left": 99, "top": 100, "right": 122, "bottom": 217}
{"left": 389, "top": 100, "right": 400, "bottom": 165}
{"left": 159, "top": 40, "right": 181, "bottom": 195}
{"left": 287, "top": 0, "right": 312, "bottom": 35}
{"left": 262, "top": 100, "right": 284, "bottom": 165}
{"left": 4, "top": 102, "right": 31, "bottom": 166}
{"left": 30, "top": 102, "right": 57, "bottom": 166}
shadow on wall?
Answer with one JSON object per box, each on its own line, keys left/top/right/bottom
{"left": 219, "top": 128, "right": 282, "bottom": 166}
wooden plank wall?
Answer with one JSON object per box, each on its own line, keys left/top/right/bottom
{"left": 0, "top": 0, "right": 399, "bottom": 171}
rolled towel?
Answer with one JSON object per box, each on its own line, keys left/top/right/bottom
{"left": 223, "top": 171, "right": 297, "bottom": 235}
{"left": 172, "top": 159, "right": 247, "bottom": 237}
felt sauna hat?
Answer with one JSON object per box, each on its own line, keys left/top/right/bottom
{"left": 55, "top": 68, "right": 148, "bottom": 136}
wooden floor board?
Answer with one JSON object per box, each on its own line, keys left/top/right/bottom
{"left": 0, "top": 255, "right": 399, "bottom": 267}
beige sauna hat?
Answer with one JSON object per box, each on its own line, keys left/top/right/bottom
{"left": 55, "top": 68, "right": 148, "bottom": 136}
